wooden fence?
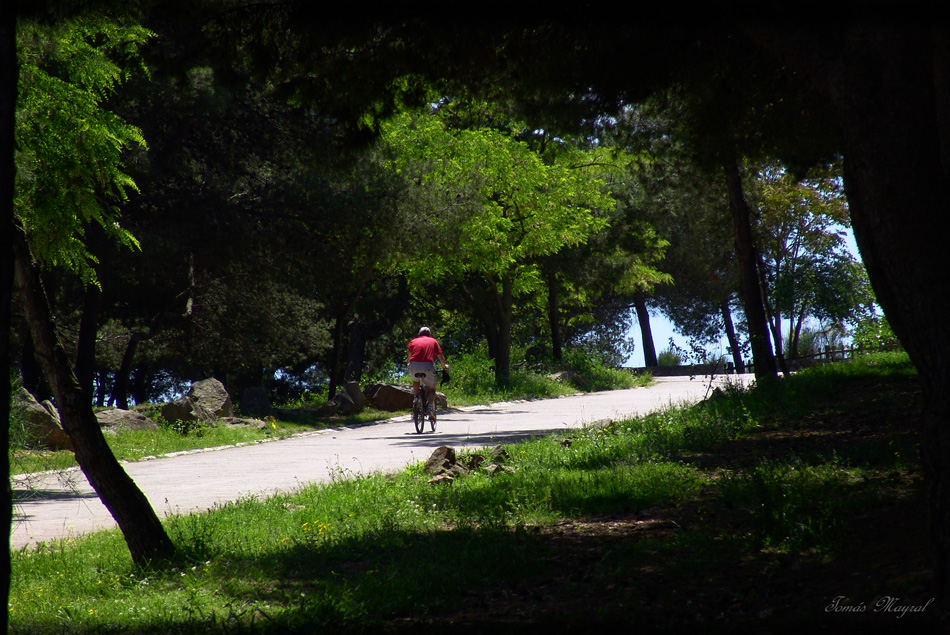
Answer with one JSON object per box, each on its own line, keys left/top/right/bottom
{"left": 625, "top": 343, "right": 902, "bottom": 376}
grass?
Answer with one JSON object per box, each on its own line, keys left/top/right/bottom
{"left": 9, "top": 351, "right": 936, "bottom": 632}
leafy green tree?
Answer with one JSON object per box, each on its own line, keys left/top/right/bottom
{"left": 746, "top": 161, "right": 870, "bottom": 359}
{"left": 383, "top": 108, "right": 613, "bottom": 385}
{"left": 13, "top": 14, "right": 174, "bottom": 565}
{"left": 15, "top": 16, "right": 148, "bottom": 281}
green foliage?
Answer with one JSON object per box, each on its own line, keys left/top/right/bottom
{"left": 383, "top": 108, "right": 613, "bottom": 280}
{"left": 438, "top": 344, "right": 577, "bottom": 405}
{"left": 852, "top": 308, "right": 900, "bottom": 350}
{"left": 561, "top": 347, "right": 641, "bottom": 391}
{"left": 657, "top": 348, "right": 682, "bottom": 366}
{"left": 15, "top": 15, "right": 153, "bottom": 283}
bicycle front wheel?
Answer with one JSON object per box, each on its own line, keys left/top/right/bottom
{"left": 429, "top": 407, "right": 437, "bottom": 432}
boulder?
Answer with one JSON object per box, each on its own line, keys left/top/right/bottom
{"left": 240, "top": 386, "right": 271, "bottom": 417}
{"left": 11, "top": 387, "right": 72, "bottom": 451}
{"left": 547, "top": 369, "right": 586, "bottom": 389}
{"left": 344, "top": 381, "right": 364, "bottom": 411}
{"left": 161, "top": 398, "right": 196, "bottom": 424}
{"left": 424, "top": 446, "right": 457, "bottom": 475}
{"left": 333, "top": 389, "right": 358, "bottom": 415}
{"left": 364, "top": 384, "right": 414, "bottom": 411}
{"left": 95, "top": 408, "right": 159, "bottom": 435}
{"left": 189, "top": 378, "right": 234, "bottom": 418}
{"left": 162, "top": 378, "right": 234, "bottom": 423}
{"left": 364, "top": 383, "right": 447, "bottom": 412}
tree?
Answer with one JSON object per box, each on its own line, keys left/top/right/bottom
{"left": 14, "top": 14, "right": 174, "bottom": 565}
{"left": 2, "top": 3, "right": 15, "bottom": 632}
{"left": 746, "top": 162, "right": 869, "bottom": 358}
{"left": 733, "top": 19, "right": 950, "bottom": 615}
{"left": 383, "top": 108, "right": 613, "bottom": 385}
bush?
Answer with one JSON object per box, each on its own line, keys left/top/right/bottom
{"left": 657, "top": 348, "right": 682, "bottom": 366}
{"left": 852, "top": 310, "right": 900, "bottom": 349}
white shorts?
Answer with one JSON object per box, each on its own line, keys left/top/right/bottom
{"left": 408, "top": 361, "right": 437, "bottom": 388}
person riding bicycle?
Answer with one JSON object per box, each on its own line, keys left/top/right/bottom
{"left": 407, "top": 326, "right": 449, "bottom": 414}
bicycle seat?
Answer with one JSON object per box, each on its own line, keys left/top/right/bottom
{"left": 414, "top": 372, "right": 428, "bottom": 378}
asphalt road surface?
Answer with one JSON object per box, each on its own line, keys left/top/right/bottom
{"left": 11, "top": 374, "right": 752, "bottom": 550}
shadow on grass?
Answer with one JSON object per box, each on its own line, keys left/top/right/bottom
{"left": 99, "top": 474, "right": 934, "bottom": 635}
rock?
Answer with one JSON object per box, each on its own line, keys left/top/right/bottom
{"left": 422, "top": 445, "right": 512, "bottom": 483}
{"left": 11, "top": 387, "right": 71, "bottom": 451}
{"left": 240, "top": 386, "right": 271, "bottom": 417}
{"left": 364, "top": 383, "right": 447, "bottom": 412}
{"left": 95, "top": 408, "right": 159, "bottom": 435}
{"left": 489, "top": 445, "right": 510, "bottom": 463}
{"left": 315, "top": 400, "right": 339, "bottom": 417}
{"left": 189, "top": 378, "right": 234, "bottom": 418}
{"left": 344, "top": 381, "right": 365, "bottom": 411}
{"left": 364, "top": 384, "right": 414, "bottom": 411}
{"left": 424, "top": 446, "right": 457, "bottom": 475}
{"left": 161, "top": 398, "right": 196, "bottom": 424}
{"left": 218, "top": 417, "right": 267, "bottom": 429}
{"left": 464, "top": 453, "right": 486, "bottom": 471}
{"left": 162, "top": 377, "right": 233, "bottom": 423}
{"left": 334, "top": 389, "right": 357, "bottom": 415}
{"left": 547, "top": 369, "right": 586, "bottom": 389}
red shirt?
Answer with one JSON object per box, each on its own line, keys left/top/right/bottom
{"left": 408, "top": 336, "right": 442, "bottom": 363}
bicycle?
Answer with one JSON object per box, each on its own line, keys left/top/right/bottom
{"left": 412, "top": 371, "right": 439, "bottom": 433}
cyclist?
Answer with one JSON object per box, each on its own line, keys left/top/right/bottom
{"left": 407, "top": 326, "right": 449, "bottom": 415}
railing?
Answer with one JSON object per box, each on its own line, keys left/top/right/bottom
{"left": 626, "top": 343, "right": 902, "bottom": 376}
{"left": 788, "top": 342, "right": 900, "bottom": 363}
{"left": 739, "top": 342, "right": 902, "bottom": 374}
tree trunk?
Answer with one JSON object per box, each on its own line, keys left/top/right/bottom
{"left": 721, "top": 297, "right": 745, "bottom": 373}
{"left": 757, "top": 252, "right": 789, "bottom": 376}
{"left": 726, "top": 162, "right": 777, "bottom": 379}
{"left": 460, "top": 277, "right": 501, "bottom": 366}
{"left": 19, "top": 329, "right": 51, "bottom": 402}
{"left": 831, "top": 29, "right": 950, "bottom": 616}
{"left": 746, "top": 21, "right": 950, "bottom": 618}
{"left": 327, "top": 312, "right": 346, "bottom": 400}
{"left": 113, "top": 334, "right": 144, "bottom": 409}
{"left": 545, "top": 267, "right": 563, "bottom": 362}
{"left": 2, "top": 5, "right": 16, "bottom": 629}
{"left": 12, "top": 223, "right": 175, "bottom": 566}
{"left": 632, "top": 293, "right": 658, "bottom": 367}
{"left": 344, "top": 319, "right": 368, "bottom": 384}
{"left": 493, "top": 272, "right": 514, "bottom": 388}
{"left": 791, "top": 306, "right": 807, "bottom": 359}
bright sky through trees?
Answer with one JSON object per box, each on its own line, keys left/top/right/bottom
{"left": 625, "top": 226, "right": 863, "bottom": 368}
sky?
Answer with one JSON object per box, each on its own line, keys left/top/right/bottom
{"left": 623, "top": 227, "right": 862, "bottom": 368}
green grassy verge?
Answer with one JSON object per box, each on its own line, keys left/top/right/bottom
{"left": 10, "top": 352, "right": 933, "bottom": 633}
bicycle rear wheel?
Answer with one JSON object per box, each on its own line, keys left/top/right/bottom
{"left": 413, "top": 394, "right": 425, "bottom": 434}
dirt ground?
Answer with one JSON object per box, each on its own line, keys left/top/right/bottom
{"left": 384, "top": 375, "right": 939, "bottom": 633}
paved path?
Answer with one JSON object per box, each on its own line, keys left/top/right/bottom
{"left": 11, "top": 374, "right": 751, "bottom": 549}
